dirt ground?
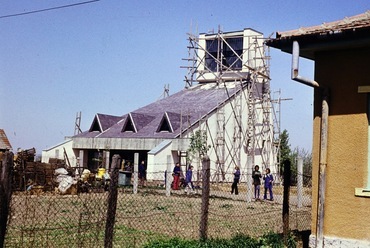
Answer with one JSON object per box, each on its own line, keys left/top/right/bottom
{"left": 4, "top": 184, "right": 311, "bottom": 247}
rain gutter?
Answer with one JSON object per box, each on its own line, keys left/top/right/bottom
{"left": 291, "top": 40, "right": 328, "bottom": 248}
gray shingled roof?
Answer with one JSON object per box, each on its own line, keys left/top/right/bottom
{"left": 75, "top": 82, "right": 248, "bottom": 139}
{"left": 89, "top": 113, "right": 122, "bottom": 132}
{"left": 0, "top": 129, "right": 12, "bottom": 150}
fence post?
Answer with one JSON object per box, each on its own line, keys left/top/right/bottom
{"left": 133, "top": 153, "right": 138, "bottom": 194}
{"left": 166, "top": 155, "right": 171, "bottom": 196}
{"left": 104, "top": 150, "right": 110, "bottom": 170}
{"left": 282, "top": 159, "right": 291, "bottom": 245}
{"left": 0, "top": 151, "right": 14, "bottom": 248}
{"left": 297, "top": 157, "right": 303, "bottom": 208}
{"left": 104, "top": 154, "right": 120, "bottom": 248}
{"left": 246, "top": 155, "right": 253, "bottom": 202}
{"left": 199, "top": 155, "right": 210, "bottom": 241}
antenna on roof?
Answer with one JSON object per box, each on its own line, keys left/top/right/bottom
{"left": 158, "top": 84, "right": 170, "bottom": 100}
{"left": 74, "top": 111, "right": 82, "bottom": 135}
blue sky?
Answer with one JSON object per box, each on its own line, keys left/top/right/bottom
{"left": 1, "top": 0, "right": 369, "bottom": 153}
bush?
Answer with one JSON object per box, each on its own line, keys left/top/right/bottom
{"left": 259, "top": 232, "right": 284, "bottom": 248}
{"left": 143, "top": 237, "right": 199, "bottom": 248}
{"left": 143, "top": 232, "right": 296, "bottom": 248}
{"left": 230, "top": 234, "right": 259, "bottom": 248}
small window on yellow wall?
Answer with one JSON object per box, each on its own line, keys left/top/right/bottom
{"left": 355, "top": 92, "right": 370, "bottom": 197}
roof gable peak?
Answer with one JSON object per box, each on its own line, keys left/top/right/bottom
{"left": 122, "top": 113, "right": 137, "bottom": 133}
{"left": 157, "top": 112, "right": 174, "bottom": 133}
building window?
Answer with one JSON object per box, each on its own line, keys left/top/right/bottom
{"left": 355, "top": 90, "right": 370, "bottom": 197}
{"left": 366, "top": 94, "right": 370, "bottom": 189}
{"left": 55, "top": 149, "right": 59, "bottom": 158}
{"left": 205, "top": 37, "right": 243, "bottom": 72}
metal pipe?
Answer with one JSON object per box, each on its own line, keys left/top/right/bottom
{"left": 292, "top": 41, "right": 320, "bottom": 88}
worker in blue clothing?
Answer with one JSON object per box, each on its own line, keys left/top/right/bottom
{"left": 138, "top": 160, "right": 147, "bottom": 187}
{"left": 263, "top": 168, "right": 274, "bottom": 201}
{"left": 185, "top": 165, "right": 194, "bottom": 194}
{"left": 231, "top": 166, "right": 240, "bottom": 195}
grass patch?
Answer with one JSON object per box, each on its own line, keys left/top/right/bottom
{"left": 143, "top": 232, "right": 298, "bottom": 248}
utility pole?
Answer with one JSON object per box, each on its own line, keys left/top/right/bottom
{"left": 272, "top": 89, "right": 292, "bottom": 179}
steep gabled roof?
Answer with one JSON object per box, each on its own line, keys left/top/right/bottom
{"left": 89, "top": 113, "right": 121, "bottom": 132}
{"left": 0, "top": 129, "right": 12, "bottom": 150}
{"left": 130, "top": 112, "right": 156, "bottom": 132}
{"left": 77, "top": 82, "right": 250, "bottom": 139}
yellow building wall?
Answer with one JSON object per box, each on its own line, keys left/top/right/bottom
{"left": 311, "top": 48, "right": 370, "bottom": 241}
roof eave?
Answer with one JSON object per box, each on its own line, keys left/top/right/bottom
{"left": 266, "top": 27, "right": 370, "bottom": 60}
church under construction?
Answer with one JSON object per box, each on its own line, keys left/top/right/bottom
{"left": 48, "top": 28, "right": 280, "bottom": 189}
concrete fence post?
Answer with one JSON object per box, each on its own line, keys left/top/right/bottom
{"left": 297, "top": 157, "right": 303, "bottom": 208}
{"left": 133, "top": 153, "right": 139, "bottom": 194}
{"left": 246, "top": 155, "right": 253, "bottom": 202}
{"left": 166, "top": 155, "right": 172, "bottom": 196}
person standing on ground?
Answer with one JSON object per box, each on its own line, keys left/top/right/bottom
{"left": 231, "top": 166, "right": 240, "bottom": 195}
{"left": 252, "top": 165, "right": 262, "bottom": 200}
{"left": 172, "top": 162, "right": 181, "bottom": 190}
{"left": 138, "top": 160, "right": 147, "bottom": 187}
{"left": 263, "top": 168, "right": 274, "bottom": 201}
{"left": 185, "top": 165, "right": 194, "bottom": 194}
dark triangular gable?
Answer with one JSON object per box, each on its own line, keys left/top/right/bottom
{"left": 121, "top": 113, "right": 137, "bottom": 133}
{"left": 89, "top": 115, "right": 102, "bottom": 132}
{"left": 157, "top": 112, "right": 173, "bottom": 132}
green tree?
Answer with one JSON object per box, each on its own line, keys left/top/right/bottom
{"left": 279, "top": 129, "right": 292, "bottom": 176}
{"left": 187, "top": 130, "right": 210, "bottom": 182}
{"left": 187, "top": 130, "right": 210, "bottom": 162}
{"left": 279, "top": 130, "right": 312, "bottom": 186}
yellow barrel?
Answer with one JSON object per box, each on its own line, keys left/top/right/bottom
{"left": 97, "top": 168, "right": 106, "bottom": 179}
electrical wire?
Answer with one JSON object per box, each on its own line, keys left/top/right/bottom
{"left": 0, "top": 0, "right": 99, "bottom": 19}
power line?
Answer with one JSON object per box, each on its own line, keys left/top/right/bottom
{"left": 0, "top": 0, "right": 99, "bottom": 19}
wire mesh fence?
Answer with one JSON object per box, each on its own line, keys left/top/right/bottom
{"left": 2, "top": 156, "right": 312, "bottom": 247}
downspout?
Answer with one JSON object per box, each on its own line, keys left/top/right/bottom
{"left": 292, "top": 41, "right": 320, "bottom": 88}
{"left": 291, "top": 40, "right": 328, "bottom": 248}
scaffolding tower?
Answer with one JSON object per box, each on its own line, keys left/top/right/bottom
{"left": 74, "top": 111, "right": 82, "bottom": 135}
{"left": 183, "top": 27, "right": 279, "bottom": 179}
